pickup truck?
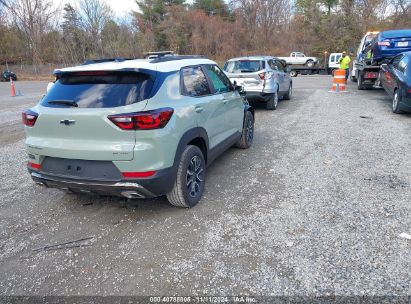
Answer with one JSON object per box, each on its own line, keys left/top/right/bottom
{"left": 277, "top": 52, "right": 319, "bottom": 67}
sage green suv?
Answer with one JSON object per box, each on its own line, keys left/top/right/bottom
{"left": 23, "top": 56, "right": 254, "bottom": 208}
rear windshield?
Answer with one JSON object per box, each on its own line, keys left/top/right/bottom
{"left": 223, "top": 60, "right": 265, "bottom": 73}
{"left": 381, "top": 30, "right": 411, "bottom": 39}
{"left": 41, "top": 71, "right": 154, "bottom": 108}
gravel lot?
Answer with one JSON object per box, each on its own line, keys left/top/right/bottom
{"left": 0, "top": 77, "right": 410, "bottom": 298}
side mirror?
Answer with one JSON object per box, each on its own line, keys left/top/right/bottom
{"left": 46, "top": 82, "right": 54, "bottom": 93}
{"left": 285, "top": 65, "right": 291, "bottom": 73}
{"left": 233, "top": 81, "right": 245, "bottom": 95}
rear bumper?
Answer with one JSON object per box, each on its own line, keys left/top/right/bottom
{"left": 245, "top": 91, "right": 273, "bottom": 102}
{"left": 29, "top": 166, "right": 176, "bottom": 199}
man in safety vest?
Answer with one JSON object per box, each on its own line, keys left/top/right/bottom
{"left": 338, "top": 51, "right": 351, "bottom": 82}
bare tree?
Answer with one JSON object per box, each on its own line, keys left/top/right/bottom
{"left": 0, "top": 0, "right": 56, "bottom": 68}
{"left": 78, "top": 0, "right": 113, "bottom": 57}
{"left": 79, "top": 0, "right": 112, "bottom": 36}
{"left": 231, "top": 0, "right": 292, "bottom": 52}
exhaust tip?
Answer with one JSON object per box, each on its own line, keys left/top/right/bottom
{"left": 35, "top": 182, "right": 45, "bottom": 187}
{"left": 121, "top": 191, "right": 144, "bottom": 199}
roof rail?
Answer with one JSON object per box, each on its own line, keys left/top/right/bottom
{"left": 81, "top": 58, "right": 135, "bottom": 65}
{"left": 149, "top": 55, "right": 206, "bottom": 63}
{"left": 143, "top": 51, "right": 176, "bottom": 59}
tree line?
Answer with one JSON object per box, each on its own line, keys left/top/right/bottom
{"left": 0, "top": 0, "right": 410, "bottom": 69}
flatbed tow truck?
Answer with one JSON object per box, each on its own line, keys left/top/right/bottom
{"left": 287, "top": 52, "right": 343, "bottom": 77}
{"left": 351, "top": 31, "right": 383, "bottom": 90}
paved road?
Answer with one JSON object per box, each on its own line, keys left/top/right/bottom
{"left": 0, "top": 77, "right": 410, "bottom": 297}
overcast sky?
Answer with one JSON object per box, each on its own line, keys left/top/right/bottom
{"left": 54, "top": 0, "right": 140, "bottom": 18}
{"left": 97, "top": 0, "right": 139, "bottom": 16}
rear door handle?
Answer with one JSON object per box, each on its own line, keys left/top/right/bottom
{"left": 195, "top": 106, "right": 203, "bottom": 113}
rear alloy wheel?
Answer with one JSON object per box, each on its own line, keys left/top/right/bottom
{"left": 283, "top": 83, "right": 292, "bottom": 100}
{"left": 266, "top": 91, "right": 278, "bottom": 110}
{"left": 392, "top": 90, "right": 402, "bottom": 114}
{"left": 290, "top": 70, "right": 298, "bottom": 77}
{"left": 235, "top": 111, "right": 254, "bottom": 149}
{"left": 167, "top": 145, "right": 205, "bottom": 208}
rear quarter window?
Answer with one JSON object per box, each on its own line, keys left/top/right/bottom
{"left": 41, "top": 71, "right": 154, "bottom": 108}
{"left": 181, "top": 66, "right": 211, "bottom": 97}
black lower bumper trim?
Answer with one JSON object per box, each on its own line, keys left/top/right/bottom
{"left": 245, "top": 92, "right": 273, "bottom": 102}
{"left": 31, "top": 172, "right": 158, "bottom": 198}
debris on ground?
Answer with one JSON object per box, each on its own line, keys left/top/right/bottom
{"left": 32, "top": 237, "right": 94, "bottom": 252}
{"left": 399, "top": 232, "right": 411, "bottom": 240}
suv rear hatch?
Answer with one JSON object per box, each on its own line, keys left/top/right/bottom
{"left": 223, "top": 59, "right": 266, "bottom": 91}
{"left": 25, "top": 71, "right": 155, "bottom": 161}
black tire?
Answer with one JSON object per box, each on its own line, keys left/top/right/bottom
{"left": 357, "top": 72, "right": 372, "bottom": 90}
{"left": 392, "top": 89, "right": 402, "bottom": 114}
{"left": 266, "top": 91, "right": 278, "bottom": 110}
{"left": 235, "top": 111, "right": 254, "bottom": 149}
{"left": 166, "top": 145, "right": 206, "bottom": 208}
{"left": 283, "top": 83, "right": 292, "bottom": 100}
{"left": 306, "top": 60, "right": 314, "bottom": 67}
{"left": 290, "top": 70, "right": 298, "bottom": 77}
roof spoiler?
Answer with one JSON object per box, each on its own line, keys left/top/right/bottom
{"left": 149, "top": 55, "right": 206, "bottom": 63}
{"left": 81, "top": 58, "right": 136, "bottom": 65}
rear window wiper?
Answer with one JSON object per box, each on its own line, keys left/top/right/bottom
{"left": 48, "top": 100, "right": 78, "bottom": 107}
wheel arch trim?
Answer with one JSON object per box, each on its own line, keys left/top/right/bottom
{"left": 173, "top": 127, "right": 209, "bottom": 167}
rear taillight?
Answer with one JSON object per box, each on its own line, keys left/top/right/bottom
{"left": 378, "top": 40, "right": 390, "bottom": 46}
{"left": 364, "top": 72, "right": 378, "bottom": 79}
{"left": 28, "top": 162, "right": 41, "bottom": 170}
{"left": 259, "top": 71, "right": 273, "bottom": 80}
{"left": 108, "top": 108, "right": 174, "bottom": 130}
{"left": 22, "top": 110, "right": 38, "bottom": 127}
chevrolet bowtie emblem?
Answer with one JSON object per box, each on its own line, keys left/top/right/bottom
{"left": 60, "top": 119, "right": 76, "bottom": 126}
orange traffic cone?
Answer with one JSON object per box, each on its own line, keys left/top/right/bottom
{"left": 10, "top": 78, "right": 16, "bottom": 97}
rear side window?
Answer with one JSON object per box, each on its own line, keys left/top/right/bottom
{"left": 398, "top": 56, "right": 409, "bottom": 73}
{"left": 392, "top": 55, "right": 403, "bottom": 70}
{"left": 223, "top": 60, "right": 265, "bottom": 73}
{"left": 41, "top": 71, "right": 154, "bottom": 108}
{"left": 181, "top": 66, "right": 211, "bottom": 97}
{"left": 269, "top": 60, "right": 285, "bottom": 72}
